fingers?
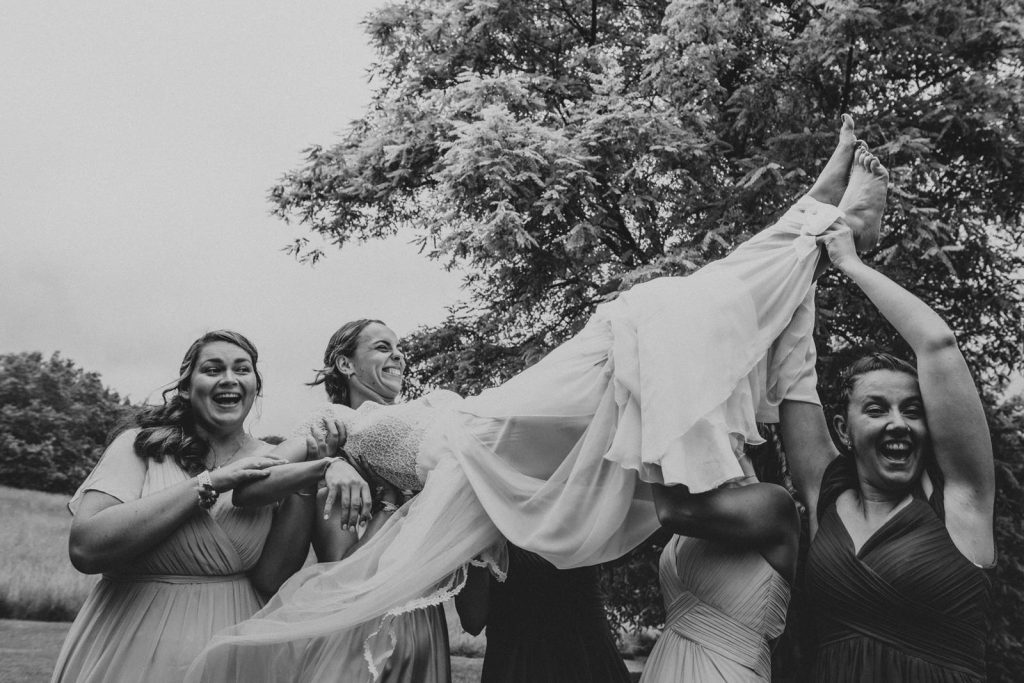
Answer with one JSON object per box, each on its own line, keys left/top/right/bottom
{"left": 323, "top": 485, "right": 337, "bottom": 521}
{"left": 338, "top": 484, "right": 351, "bottom": 527}
{"left": 305, "top": 435, "right": 319, "bottom": 461}
{"left": 324, "top": 420, "right": 340, "bottom": 454}
{"left": 334, "top": 419, "right": 348, "bottom": 448}
{"left": 343, "top": 485, "right": 362, "bottom": 531}
{"left": 360, "top": 483, "right": 373, "bottom": 524}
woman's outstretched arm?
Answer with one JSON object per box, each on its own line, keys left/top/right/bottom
{"left": 819, "top": 221, "right": 995, "bottom": 564}
{"left": 652, "top": 478, "right": 800, "bottom": 581}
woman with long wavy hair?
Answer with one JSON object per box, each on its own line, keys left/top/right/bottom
{"left": 52, "top": 330, "right": 311, "bottom": 683}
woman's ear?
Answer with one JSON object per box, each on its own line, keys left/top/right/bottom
{"left": 334, "top": 356, "right": 353, "bottom": 377}
{"left": 832, "top": 413, "right": 850, "bottom": 447}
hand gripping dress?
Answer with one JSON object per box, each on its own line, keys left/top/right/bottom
{"left": 52, "top": 431, "right": 275, "bottom": 683}
{"left": 805, "top": 458, "right": 991, "bottom": 682}
{"left": 639, "top": 536, "right": 790, "bottom": 682}
{"left": 186, "top": 196, "right": 842, "bottom": 683}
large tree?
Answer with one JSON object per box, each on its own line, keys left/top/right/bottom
{"left": 0, "top": 352, "right": 133, "bottom": 495}
{"left": 270, "top": 0, "right": 1024, "bottom": 677}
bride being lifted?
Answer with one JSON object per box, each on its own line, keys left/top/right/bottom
{"left": 186, "top": 115, "right": 888, "bottom": 682}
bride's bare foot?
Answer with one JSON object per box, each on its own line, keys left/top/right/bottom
{"left": 807, "top": 114, "right": 857, "bottom": 206}
{"left": 838, "top": 145, "right": 889, "bottom": 251}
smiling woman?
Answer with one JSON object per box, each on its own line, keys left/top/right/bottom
{"left": 782, "top": 219, "right": 996, "bottom": 681}
{"left": 225, "top": 318, "right": 455, "bottom": 682}
{"left": 51, "top": 330, "right": 314, "bottom": 683}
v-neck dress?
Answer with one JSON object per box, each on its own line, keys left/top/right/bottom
{"left": 52, "top": 431, "right": 275, "bottom": 683}
{"left": 805, "top": 458, "right": 991, "bottom": 682}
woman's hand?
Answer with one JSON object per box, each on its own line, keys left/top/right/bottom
{"left": 322, "top": 458, "right": 372, "bottom": 531}
{"left": 349, "top": 450, "right": 403, "bottom": 508}
{"left": 816, "top": 219, "right": 861, "bottom": 272}
{"left": 306, "top": 419, "right": 347, "bottom": 461}
{"left": 209, "top": 454, "right": 287, "bottom": 492}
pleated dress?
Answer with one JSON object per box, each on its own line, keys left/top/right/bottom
{"left": 481, "top": 544, "right": 630, "bottom": 683}
{"left": 640, "top": 536, "right": 790, "bottom": 682}
{"left": 52, "top": 430, "right": 275, "bottom": 683}
{"left": 186, "top": 196, "right": 842, "bottom": 683}
{"left": 805, "top": 458, "right": 991, "bottom": 682}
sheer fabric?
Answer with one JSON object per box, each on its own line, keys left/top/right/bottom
{"left": 52, "top": 432, "right": 274, "bottom": 683}
{"left": 186, "top": 196, "right": 839, "bottom": 683}
{"left": 640, "top": 536, "right": 790, "bottom": 682}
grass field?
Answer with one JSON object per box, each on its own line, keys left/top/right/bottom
{"left": 0, "top": 619, "right": 487, "bottom": 683}
{"left": 0, "top": 486, "right": 95, "bottom": 621}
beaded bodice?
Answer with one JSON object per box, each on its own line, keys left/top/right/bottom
{"left": 297, "top": 398, "right": 444, "bottom": 492}
{"left": 344, "top": 401, "right": 435, "bottom": 491}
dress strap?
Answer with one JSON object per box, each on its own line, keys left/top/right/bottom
{"left": 665, "top": 590, "right": 769, "bottom": 678}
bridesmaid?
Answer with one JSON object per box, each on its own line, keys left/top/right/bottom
{"left": 52, "top": 331, "right": 308, "bottom": 683}
{"left": 783, "top": 148, "right": 995, "bottom": 681}
{"left": 455, "top": 544, "right": 631, "bottom": 683}
{"left": 230, "top": 319, "right": 453, "bottom": 683}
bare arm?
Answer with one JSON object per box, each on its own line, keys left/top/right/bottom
{"left": 248, "top": 493, "right": 315, "bottom": 596}
{"left": 821, "top": 222, "right": 995, "bottom": 563}
{"left": 780, "top": 399, "right": 839, "bottom": 539}
{"left": 70, "top": 433, "right": 283, "bottom": 574}
{"left": 234, "top": 420, "right": 372, "bottom": 530}
{"left": 652, "top": 482, "right": 800, "bottom": 581}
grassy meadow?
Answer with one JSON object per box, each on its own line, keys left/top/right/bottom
{"left": 0, "top": 486, "right": 95, "bottom": 621}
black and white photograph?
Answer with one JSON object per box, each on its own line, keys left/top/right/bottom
{"left": 2, "top": 1, "right": 1022, "bottom": 681}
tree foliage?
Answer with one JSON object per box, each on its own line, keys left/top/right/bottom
{"left": 270, "top": 0, "right": 1024, "bottom": 677}
{"left": 0, "top": 352, "right": 133, "bottom": 495}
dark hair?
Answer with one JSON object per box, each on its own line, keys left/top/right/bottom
{"left": 835, "top": 351, "right": 918, "bottom": 421}
{"left": 129, "top": 330, "right": 262, "bottom": 475}
{"left": 309, "top": 319, "right": 386, "bottom": 406}
{"left": 823, "top": 351, "right": 943, "bottom": 513}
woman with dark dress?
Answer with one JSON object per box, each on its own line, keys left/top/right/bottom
{"left": 457, "top": 544, "right": 631, "bottom": 683}
{"left": 782, "top": 148, "right": 995, "bottom": 681}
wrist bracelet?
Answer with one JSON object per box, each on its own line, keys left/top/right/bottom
{"left": 321, "top": 456, "right": 342, "bottom": 475}
{"left": 196, "top": 470, "right": 219, "bottom": 510}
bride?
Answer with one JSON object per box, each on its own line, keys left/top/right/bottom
{"left": 186, "top": 115, "right": 887, "bottom": 682}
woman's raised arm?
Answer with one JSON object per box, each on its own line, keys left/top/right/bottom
{"left": 819, "top": 220, "right": 995, "bottom": 564}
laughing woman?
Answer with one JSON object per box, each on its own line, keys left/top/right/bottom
{"left": 52, "top": 331, "right": 310, "bottom": 683}
{"left": 782, "top": 165, "right": 996, "bottom": 681}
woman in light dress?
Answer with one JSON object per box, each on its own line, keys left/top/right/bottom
{"left": 229, "top": 319, "right": 454, "bottom": 682}
{"left": 186, "top": 116, "right": 887, "bottom": 683}
{"left": 52, "top": 330, "right": 312, "bottom": 683}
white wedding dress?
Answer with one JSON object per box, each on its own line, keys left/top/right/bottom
{"left": 186, "top": 196, "right": 839, "bottom": 682}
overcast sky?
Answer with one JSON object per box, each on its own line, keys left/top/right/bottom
{"left": 0, "top": 1, "right": 464, "bottom": 435}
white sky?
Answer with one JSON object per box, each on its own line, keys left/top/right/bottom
{"left": 0, "top": 1, "right": 464, "bottom": 436}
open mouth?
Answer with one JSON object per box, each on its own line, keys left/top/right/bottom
{"left": 382, "top": 368, "right": 403, "bottom": 378}
{"left": 878, "top": 440, "right": 914, "bottom": 463}
{"left": 212, "top": 392, "right": 243, "bottom": 407}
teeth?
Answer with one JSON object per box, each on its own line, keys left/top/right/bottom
{"left": 383, "top": 368, "right": 402, "bottom": 376}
